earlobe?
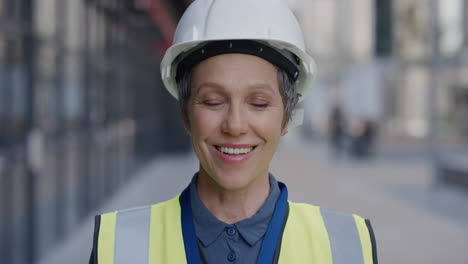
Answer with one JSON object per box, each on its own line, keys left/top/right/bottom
{"left": 180, "top": 112, "right": 192, "bottom": 136}
{"left": 184, "top": 122, "right": 192, "bottom": 136}
{"left": 280, "top": 120, "right": 289, "bottom": 136}
{"left": 281, "top": 128, "right": 288, "bottom": 136}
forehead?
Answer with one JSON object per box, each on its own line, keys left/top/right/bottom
{"left": 191, "top": 53, "right": 279, "bottom": 93}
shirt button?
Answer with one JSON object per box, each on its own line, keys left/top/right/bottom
{"left": 226, "top": 226, "right": 236, "bottom": 236}
{"left": 227, "top": 251, "right": 237, "bottom": 262}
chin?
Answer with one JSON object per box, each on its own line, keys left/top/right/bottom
{"left": 210, "top": 169, "right": 262, "bottom": 191}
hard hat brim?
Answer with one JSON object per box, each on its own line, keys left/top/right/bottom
{"left": 161, "top": 38, "right": 316, "bottom": 102}
{"left": 174, "top": 40, "right": 301, "bottom": 83}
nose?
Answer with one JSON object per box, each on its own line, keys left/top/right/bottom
{"left": 222, "top": 103, "right": 248, "bottom": 136}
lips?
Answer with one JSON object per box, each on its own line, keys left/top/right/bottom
{"left": 212, "top": 144, "right": 258, "bottom": 164}
{"left": 215, "top": 146, "right": 255, "bottom": 155}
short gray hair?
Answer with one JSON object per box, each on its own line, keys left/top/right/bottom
{"left": 177, "top": 66, "right": 299, "bottom": 129}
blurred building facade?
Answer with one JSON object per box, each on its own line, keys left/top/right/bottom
{"left": 0, "top": 0, "right": 191, "bottom": 263}
{"left": 287, "top": 0, "right": 468, "bottom": 148}
{"left": 392, "top": 0, "right": 468, "bottom": 145}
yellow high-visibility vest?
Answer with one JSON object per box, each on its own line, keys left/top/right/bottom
{"left": 93, "top": 195, "right": 377, "bottom": 264}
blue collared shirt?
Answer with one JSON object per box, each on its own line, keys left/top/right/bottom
{"left": 189, "top": 174, "right": 280, "bottom": 264}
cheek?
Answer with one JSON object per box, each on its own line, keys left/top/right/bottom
{"left": 189, "top": 107, "right": 221, "bottom": 137}
{"left": 250, "top": 109, "right": 285, "bottom": 137}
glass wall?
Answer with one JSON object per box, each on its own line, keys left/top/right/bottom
{"left": 0, "top": 0, "right": 190, "bottom": 263}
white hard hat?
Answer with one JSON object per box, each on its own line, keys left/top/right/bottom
{"left": 160, "top": 0, "right": 316, "bottom": 102}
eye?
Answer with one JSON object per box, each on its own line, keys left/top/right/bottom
{"left": 252, "top": 103, "right": 269, "bottom": 108}
{"left": 202, "top": 99, "right": 223, "bottom": 106}
{"left": 249, "top": 98, "right": 270, "bottom": 109}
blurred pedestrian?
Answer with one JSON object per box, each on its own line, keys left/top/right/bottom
{"left": 89, "top": 0, "right": 377, "bottom": 263}
{"left": 329, "top": 105, "right": 347, "bottom": 158}
{"left": 350, "top": 119, "right": 377, "bottom": 159}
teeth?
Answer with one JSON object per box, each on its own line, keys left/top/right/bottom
{"left": 217, "top": 146, "right": 254, "bottom": 155}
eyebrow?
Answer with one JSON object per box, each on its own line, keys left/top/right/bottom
{"left": 194, "top": 81, "right": 223, "bottom": 93}
{"left": 194, "top": 81, "right": 275, "bottom": 95}
{"left": 249, "top": 84, "right": 275, "bottom": 94}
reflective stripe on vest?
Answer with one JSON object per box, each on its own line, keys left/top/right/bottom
{"left": 95, "top": 198, "right": 375, "bottom": 264}
{"left": 320, "top": 208, "right": 364, "bottom": 264}
{"left": 278, "top": 203, "right": 374, "bottom": 264}
{"left": 97, "top": 206, "right": 152, "bottom": 264}
{"left": 97, "top": 196, "right": 187, "bottom": 264}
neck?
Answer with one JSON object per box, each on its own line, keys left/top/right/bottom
{"left": 196, "top": 169, "right": 270, "bottom": 224}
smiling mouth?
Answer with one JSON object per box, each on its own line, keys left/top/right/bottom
{"left": 215, "top": 145, "right": 257, "bottom": 155}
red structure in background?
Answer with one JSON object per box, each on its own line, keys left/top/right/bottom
{"left": 139, "top": 0, "right": 178, "bottom": 52}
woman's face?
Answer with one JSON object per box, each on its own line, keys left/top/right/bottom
{"left": 188, "top": 53, "right": 287, "bottom": 191}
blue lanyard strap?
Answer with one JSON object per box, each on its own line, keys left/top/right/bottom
{"left": 180, "top": 188, "right": 203, "bottom": 264}
{"left": 179, "top": 181, "right": 289, "bottom": 264}
{"left": 256, "top": 182, "right": 288, "bottom": 264}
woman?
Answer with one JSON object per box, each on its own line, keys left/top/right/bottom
{"left": 90, "top": 0, "right": 377, "bottom": 263}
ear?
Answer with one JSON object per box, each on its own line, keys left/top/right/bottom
{"left": 280, "top": 125, "right": 288, "bottom": 136}
{"left": 184, "top": 125, "right": 192, "bottom": 136}
{"left": 183, "top": 120, "right": 192, "bottom": 137}
{"left": 180, "top": 111, "right": 192, "bottom": 136}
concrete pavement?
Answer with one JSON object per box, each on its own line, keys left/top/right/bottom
{"left": 273, "top": 139, "right": 468, "bottom": 264}
{"left": 38, "top": 138, "right": 468, "bottom": 264}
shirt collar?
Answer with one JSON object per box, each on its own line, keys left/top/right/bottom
{"left": 189, "top": 173, "right": 281, "bottom": 247}
{"left": 189, "top": 175, "right": 226, "bottom": 247}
